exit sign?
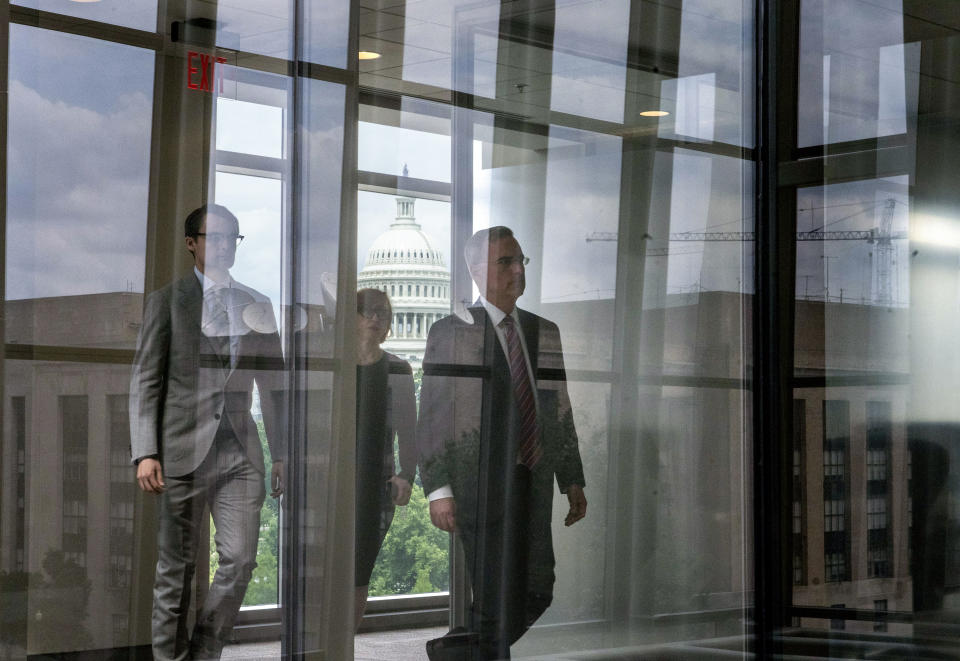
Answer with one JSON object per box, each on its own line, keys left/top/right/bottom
{"left": 187, "top": 51, "right": 227, "bottom": 93}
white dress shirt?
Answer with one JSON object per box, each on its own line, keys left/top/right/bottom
{"left": 196, "top": 266, "right": 246, "bottom": 367}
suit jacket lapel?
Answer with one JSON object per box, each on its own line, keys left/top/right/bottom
{"left": 469, "top": 303, "right": 508, "bottom": 366}
{"left": 176, "top": 275, "right": 204, "bottom": 330}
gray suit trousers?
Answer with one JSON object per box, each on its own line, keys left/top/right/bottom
{"left": 152, "top": 428, "right": 265, "bottom": 661}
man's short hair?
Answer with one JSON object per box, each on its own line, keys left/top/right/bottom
{"left": 464, "top": 226, "right": 515, "bottom": 267}
{"left": 184, "top": 204, "right": 239, "bottom": 237}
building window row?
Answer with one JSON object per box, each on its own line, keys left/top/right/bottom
{"left": 792, "top": 399, "right": 806, "bottom": 586}
{"left": 13, "top": 396, "right": 26, "bottom": 571}
{"left": 108, "top": 395, "right": 135, "bottom": 590}
{"left": 371, "top": 248, "right": 442, "bottom": 264}
{"left": 866, "top": 401, "right": 893, "bottom": 578}
{"left": 62, "top": 395, "right": 89, "bottom": 568}
{"left": 380, "top": 283, "right": 448, "bottom": 299}
{"left": 823, "top": 400, "right": 851, "bottom": 583}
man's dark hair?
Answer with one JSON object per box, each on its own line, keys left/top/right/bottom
{"left": 184, "top": 203, "right": 239, "bottom": 237}
{"left": 464, "top": 226, "right": 515, "bottom": 266}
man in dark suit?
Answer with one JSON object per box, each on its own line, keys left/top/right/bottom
{"left": 418, "top": 226, "right": 587, "bottom": 660}
{"left": 130, "top": 204, "right": 286, "bottom": 660}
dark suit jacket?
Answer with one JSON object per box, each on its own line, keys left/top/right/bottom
{"left": 417, "top": 303, "right": 585, "bottom": 595}
{"left": 129, "top": 274, "right": 287, "bottom": 477}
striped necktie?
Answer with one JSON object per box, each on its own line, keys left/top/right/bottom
{"left": 500, "top": 315, "right": 542, "bottom": 469}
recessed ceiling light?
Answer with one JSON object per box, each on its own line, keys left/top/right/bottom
{"left": 358, "top": 51, "right": 382, "bottom": 60}
{"left": 640, "top": 110, "right": 669, "bottom": 117}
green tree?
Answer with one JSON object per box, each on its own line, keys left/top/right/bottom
{"left": 368, "top": 484, "right": 449, "bottom": 596}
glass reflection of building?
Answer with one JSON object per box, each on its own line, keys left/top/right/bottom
{"left": 4, "top": 0, "right": 960, "bottom": 659}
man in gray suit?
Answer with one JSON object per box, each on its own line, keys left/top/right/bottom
{"left": 418, "top": 226, "right": 587, "bottom": 660}
{"left": 130, "top": 204, "right": 286, "bottom": 660}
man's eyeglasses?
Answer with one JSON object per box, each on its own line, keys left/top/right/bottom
{"left": 360, "top": 308, "right": 392, "bottom": 321}
{"left": 195, "top": 232, "right": 245, "bottom": 246}
{"left": 494, "top": 255, "right": 530, "bottom": 269}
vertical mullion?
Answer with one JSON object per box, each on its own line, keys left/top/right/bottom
{"left": 282, "top": 0, "right": 304, "bottom": 653}
{"left": 330, "top": 0, "right": 361, "bottom": 652}
{"left": 0, "top": 0, "right": 12, "bottom": 648}
{"left": 449, "top": 16, "right": 475, "bottom": 629}
{"left": 284, "top": 0, "right": 361, "bottom": 658}
{"left": 753, "top": 0, "right": 796, "bottom": 655}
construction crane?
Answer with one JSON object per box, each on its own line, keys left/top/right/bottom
{"left": 873, "top": 198, "right": 897, "bottom": 306}
{"left": 586, "top": 198, "right": 907, "bottom": 303}
{"left": 587, "top": 227, "right": 907, "bottom": 246}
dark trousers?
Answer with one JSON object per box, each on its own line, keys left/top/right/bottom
{"left": 152, "top": 431, "right": 265, "bottom": 661}
{"left": 461, "top": 466, "right": 554, "bottom": 660}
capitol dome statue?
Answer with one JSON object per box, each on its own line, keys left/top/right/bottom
{"left": 358, "top": 193, "right": 451, "bottom": 366}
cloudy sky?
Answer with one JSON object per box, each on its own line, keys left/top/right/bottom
{"left": 6, "top": 26, "right": 154, "bottom": 301}
{"left": 6, "top": 0, "right": 914, "bottom": 319}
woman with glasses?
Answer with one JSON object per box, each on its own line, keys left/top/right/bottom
{"left": 354, "top": 288, "right": 417, "bottom": 629}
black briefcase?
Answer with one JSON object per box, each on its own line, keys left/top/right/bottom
{"left": 425, "top": 626, "right": 480, "bottom": 661}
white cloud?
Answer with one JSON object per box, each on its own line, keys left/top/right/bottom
{"left": 6, "top": 78, "right": 152, "bottom": 300}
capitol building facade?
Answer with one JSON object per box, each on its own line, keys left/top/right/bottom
{"left": 357, "top": 195, "right": 451, "bottom": 366}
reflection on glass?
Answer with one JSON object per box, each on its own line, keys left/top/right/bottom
{"left": 359, "top": 121, "right": 451, "bottom": 183}
{"left": 795, "top": 178, "right": 910, "bottom": 307}
{"left": 211, "top": 102, "right": 286, "bottom": 611}
{"left": 418, "top": 227, "right": 588, "bottom": 658}
{"left": 793, "top": 186, "right": 914, "bottom": 636}
{"left": 217, "top": 98, "right": 283, "bottom": 159}
{"left": 353, "top": 288, "right": 418, "bottom": 627}
{"left": 214, "top": 0, "right": 292, "bottom": 60}
{"left": 403, "top": 0, "right": 499, "bottom": 93}
{"left": 798, "top": 0, "right": 918, "bottom": 147}
{"left": 6, "top": 26, "right": 153, "bottom": 307}
{"left": 658, "top": 0, "right": 755, "bottom": 147}
{"left": 550, "top": 0, "right": 629, "bottom": 124}
{"left": 356, "top": 191, "right": 451, "bottom": 600}
{"left": 542, "top": 129, "right": 622, "bottom": 312}
{"left": 288, "top": 77, "right": 347, "bottom": 656}
{"left": 2, "top": 26, "right": 154, "bottom": 656}
{"left": 216, "top": 173, "right": 283, "bottom": 314}
{"left": 130, "top": 205, "right": 286, "bottom": 659}
{"left": 304, "top": 0, "right": 350, "bottom": 69}
{"left": 18, "top": 0, "right": 157, "bottom": 32}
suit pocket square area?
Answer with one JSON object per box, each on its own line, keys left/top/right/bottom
{"left": 425, "top": 627, "right": 480, "bottom": 661}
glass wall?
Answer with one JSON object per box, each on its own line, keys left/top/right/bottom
{"left": 785, "top": 0, "right": 960, "bottom": 656}
{"left": 4, "top": 0, "right": 959, "bottom": 660}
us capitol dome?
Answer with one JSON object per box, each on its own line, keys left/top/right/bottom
{"left": 357, "top": 194, "right": 451, "bottom": 366}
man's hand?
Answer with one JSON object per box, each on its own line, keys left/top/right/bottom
{"left": 564, "top": 484, "right": 587, "bottom": 526}
{"left": 429, "top": 497, "right": 457, "bottom": 532}
{"left": 136, "top": 458, "right": 165, "bottom": 494}
{"left": 388, "top": 476, "right": 412, "bottom": 506}
{"left": 271, "top": 461, "right": 284, "bottom": 498}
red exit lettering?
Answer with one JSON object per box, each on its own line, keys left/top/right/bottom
{"left": 187, "top": 51, "right": 228, "bottom": 94}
